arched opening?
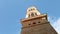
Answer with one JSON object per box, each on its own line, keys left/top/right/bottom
{"left": 28, "top": 14, "right": 30, "bottom": 17}
{"left": 35, "top": 13, "right": 37, "bottom": 16}
{"left": 31, "top": 13, "right": 34, "bottom": 17}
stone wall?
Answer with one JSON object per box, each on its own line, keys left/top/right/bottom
{"left": 21, "top": 21, "right": 57, "bottom": 34}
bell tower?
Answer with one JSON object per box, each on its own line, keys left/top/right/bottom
{"left": 26, "top": 6, "right": 40, "bottom": 18}
{"left": 20, "top": 6, "right": 57, "bottom": 34}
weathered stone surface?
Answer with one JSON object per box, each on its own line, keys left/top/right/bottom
{"left": 21, "top": 22, "right": 57, "bottom": 34}
{"left": 20, "top": 6, "right": 57, "bottom": 34}
{"left": 21, "top": 16, "right": 57, "bottom": 34}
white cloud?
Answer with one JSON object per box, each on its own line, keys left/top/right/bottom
{"left": 53, "top": 18, "right": 60, "bottom": 34}
{"left": 48, "top": 17, "right": 60, "bottom": 34}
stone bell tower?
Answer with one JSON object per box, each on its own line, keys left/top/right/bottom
{"left": 20, "top": 6, "right": 57, "bottom": 34}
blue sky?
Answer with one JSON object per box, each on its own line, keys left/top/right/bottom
{"left": 0, "top": 0, "right": 60, "bottom": 34}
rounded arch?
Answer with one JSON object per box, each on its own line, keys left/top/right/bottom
{"left": 26, "top": 6, "right": 40, "bottom": 18}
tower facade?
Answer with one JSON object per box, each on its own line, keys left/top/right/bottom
{"left": 20, "top": 6, "right": 57, "bottom": 34}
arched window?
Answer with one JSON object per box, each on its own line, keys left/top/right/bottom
{"left": 31, "top": 9, "right": 33, "bottom": 11}
{"left": 29, "top": 10, "right": 30, "bottom": 11}
{"left": 28, "top": 14, "right": 30, "bottom": 17}
{"left": 35, "top": 13, "right": 37, "bottom": 16}
{"left": 33, "top": 8, "right": 35, "bottom": 10}
{"left": 31, "top": 13, "right": 34, "bottom": 17}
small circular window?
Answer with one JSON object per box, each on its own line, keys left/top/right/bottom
{"left": 38, "top": 22, "right": 40, "bottom": 23}
{"left": 33, "top": 22, "right": 36, "bottom": 24}
{"left": 28, "top": 24, "right": 31, "bottom": 25}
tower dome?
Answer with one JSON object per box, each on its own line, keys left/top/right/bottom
{"left": 26, "top": 6, "right": 40, "bottom": 18}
